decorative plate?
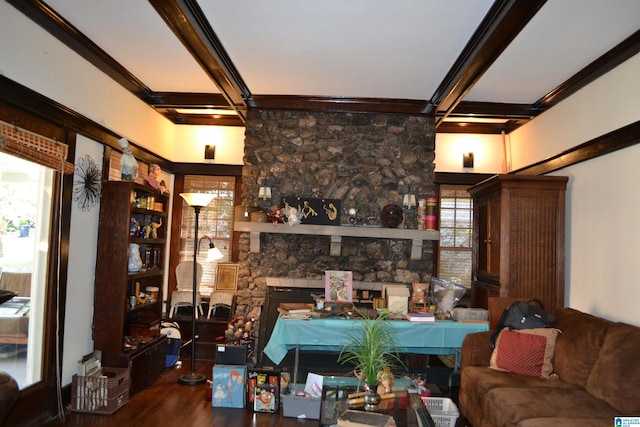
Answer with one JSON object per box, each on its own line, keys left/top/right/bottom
{"left": 380, "top": 204, "right": 403, "bottom": 228}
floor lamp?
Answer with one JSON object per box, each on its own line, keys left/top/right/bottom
{"left": 178, "top": 192, "right": 215, "bottom": 386}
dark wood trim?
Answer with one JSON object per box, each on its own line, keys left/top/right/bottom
{"left": 143, "top": 92, "right": 230, "bottom": 107}
{"left": 513, "top": 120, "right": 640, "bottom": 175}
{"left": 172, "top": 163, "right": 243, "bottom": 176}
{"left": 535, "top": 29, "right": 640, "bottom": 111}
{"left": 433, "top": 0, "right": 546, "bottom": 126}
{"left": 436, "top": 119, "right": 528, "bottom": 134}
{"left": 156, "top": 110, "right": 244, "bottom": 126}
{"left": 450, "top": 101, "right": 538, "bottom": 119}
{"left": 148, "top": 0, "right": 249, "bottom": 121}
{"left": 248, "top": 95, "right": 434, "bottom": 115}
{"left": 434, "top": 172, "right": 495, "bottom": 185}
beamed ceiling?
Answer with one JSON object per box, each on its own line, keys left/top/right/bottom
{"left": 7, "top": 0, "right": 640, "bottom": 134}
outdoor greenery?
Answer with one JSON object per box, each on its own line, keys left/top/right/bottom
{"left": 338, "top": 309, "right": 404, "bottom": 387}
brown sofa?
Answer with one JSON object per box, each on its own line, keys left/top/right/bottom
{"left": 459, "top": 307, "right": 640, "bottom": 427}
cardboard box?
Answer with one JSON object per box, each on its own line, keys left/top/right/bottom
{"left": 385, "top": 286, "right": 410, "bottom": 314}
{"left": 212, "top": 364, "right": 247, "bottom": 408}
{"left": 282, "top": 384, "right": 321, "bottom": 419}
{"left": 247, "top": 367, "right": 281, "bottom": 405}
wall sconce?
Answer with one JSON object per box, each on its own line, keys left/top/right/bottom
{"left": 197, "top": 236, "right": 224, "bottom": 261}
{"left": 403, "top": 185, "right": 416, "bottom": 209}
{"left": 258, "top": 186, "right": 272, "bottom": 201}
{"left": 259, "top": 176, "right": 273, "bottom": 202}
{"left": 204, "top": 144, "right": 216, "bottom": 160}
{"left": 463, "top": 152, "right": 474, "bottom": 168}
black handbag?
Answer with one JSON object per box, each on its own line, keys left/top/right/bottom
{"left": 490, "top": 299, "right": 556, "bottom": 348}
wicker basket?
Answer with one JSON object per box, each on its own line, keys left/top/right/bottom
{"left": 71, "top": 367, "right": 130, "bottom": 414}
{"left": 421, "top": 396, "right": 459, "bottom": 427}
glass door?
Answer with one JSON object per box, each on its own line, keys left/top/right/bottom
{"left": 0, "top": 151, "right": 52, "bottom": 388}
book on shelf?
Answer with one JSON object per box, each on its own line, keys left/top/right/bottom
{"left": 405, "top": 312, "right": 436, "bottom": 323}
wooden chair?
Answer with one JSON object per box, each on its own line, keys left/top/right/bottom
{"left": 169, "top": 261, "right": 204, "bottom": 318}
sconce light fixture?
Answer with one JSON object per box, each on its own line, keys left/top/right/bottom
{"left": 402, "top": 185, "right": 416, "bottom": 209}
{"left": 463, "top": 152, "right": 474, "bottom": 168}
{"left": 258, "top": 176, "right": 273, "bottom": 202}
{"left": 258, "top": 186, "right": 272, "bottom": 201}
{"left": 198, "top": 236, "right": 224, "bottom": 261}
{"left": 204, "top": 144, "right": 216, "bottom": 160}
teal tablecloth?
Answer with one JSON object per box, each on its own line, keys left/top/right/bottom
{"left": 263, "top": 316, "right": 489, "bottom": 364}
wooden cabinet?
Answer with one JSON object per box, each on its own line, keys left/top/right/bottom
{"left": 468, "top": 175, "right": 568, "bottom": 314}
{"left": 93, "top": 181, "right": 168, "bottom": 394}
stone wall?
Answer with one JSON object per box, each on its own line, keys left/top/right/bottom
{"left": 235, "top": 109, "right": 436, "bottom": 315}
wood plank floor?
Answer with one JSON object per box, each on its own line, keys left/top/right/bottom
{"left": 45, "top": 360, "right": 322, "bottom": 427}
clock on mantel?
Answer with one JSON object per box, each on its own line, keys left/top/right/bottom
{"left": 233, "top": 222, "right": 439, "bottom": 260}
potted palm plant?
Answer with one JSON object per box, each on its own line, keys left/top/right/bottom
{"left": 338, "top": 309, "right": 404, "bottom": 411}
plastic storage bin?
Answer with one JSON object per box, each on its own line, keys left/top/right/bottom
{"left": 421, "top": 396, "right": 459, "bottom": 427}
{"left": 71, "top": 367, "right": 130, "bottom": 414}
{"left": 281, "top": 384, "right": 321, "bottom": 419}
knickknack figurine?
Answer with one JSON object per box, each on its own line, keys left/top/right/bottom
{"left": 143, "top": 218, "right": 163, "bottom": 239}
{"left": 145, "top": 164, "right": 169, "bottom": 194}
{"left": 119, "top": 137, "right": 138, "bottom": 181}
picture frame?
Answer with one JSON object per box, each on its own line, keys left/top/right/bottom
{"left": 325, "top": 270, "right": 353, "bottom": 302}
{"left": 215, "top": 263, "right": 239, "bottom": 291}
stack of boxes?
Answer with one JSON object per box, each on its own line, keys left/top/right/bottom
{"left": 212, "top": 344, "right": 282, "bottom": 413}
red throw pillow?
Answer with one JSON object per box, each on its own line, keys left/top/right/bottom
{"left": 490, "top": 328, "right": 560, "bottom": 378}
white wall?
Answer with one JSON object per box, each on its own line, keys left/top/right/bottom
{"left": 172, "top": 125, "right": 245, "bottom": 165}
{"left": 509, "top": 52, "right": 640, "bottom": 326}
{"left": 0, "top": 2, "right": 173, "bottom": 160}
{"left": 435, "top": 133, "right": 504, "bottom": 173}
{"left": 64, "top": 136, "right": 103, "bottom": 384}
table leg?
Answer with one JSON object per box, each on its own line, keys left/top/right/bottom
{"left": 294, "top": 344, "right": 300, "bottom": 384}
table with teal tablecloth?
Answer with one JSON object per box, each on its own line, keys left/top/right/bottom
{"left": 263, "top": 316, "right": 489, "bottom": 381}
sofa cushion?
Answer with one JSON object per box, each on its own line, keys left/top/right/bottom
{"left": 490, "top": 328, "right": 560, "bottom": 378}
{"left": 586, "top": 322, "right": 640, "bottom": 414}
{"left": 553, "top": 308, "right": 612, "bottom": 388}
{"left": 487, "top": 387, "right": 619, "bottom": 426}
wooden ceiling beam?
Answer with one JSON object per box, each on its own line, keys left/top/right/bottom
{"left": 432, "top": 0, "right": 546, "bottom": 127}
{"left": 149, "top": 0, "right": 249, "bottom": 122}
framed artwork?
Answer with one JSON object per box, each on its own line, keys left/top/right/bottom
{"left": 215, "top": 263, "right": 239, "bottom": 291}
{"left": 325, "top": 270, "right": 353, "bottom": 302}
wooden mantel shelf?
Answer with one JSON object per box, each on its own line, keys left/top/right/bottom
{"left": 234, "top": 222, "right": 439, "bottom": 260}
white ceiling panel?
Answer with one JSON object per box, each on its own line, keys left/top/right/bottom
{"left": 46, "top": 0, "right": 221, "bottom": 93}
{"left": 200, "top": 0, "right": 494, "bottom": 99}
{"left": 466, "top": 0, "right": 640, "bottom": 103}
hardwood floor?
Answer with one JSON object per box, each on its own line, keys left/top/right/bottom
{"left": 45, "top": 360, "right": 321, "bottom": 427}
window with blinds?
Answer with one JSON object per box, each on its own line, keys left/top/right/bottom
{"left": 437, "top": 185, "right": 473, "bottom": 287}
{"left": 180, "top": 175, "right": 235, "bottom": 295}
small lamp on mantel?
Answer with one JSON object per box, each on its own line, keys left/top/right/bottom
{"left": 178, "top": 192, "right": 216, "bottom": 386}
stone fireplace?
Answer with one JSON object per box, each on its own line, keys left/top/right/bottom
{"left": 234, "top": 108, "right": 436, "bottom": 315}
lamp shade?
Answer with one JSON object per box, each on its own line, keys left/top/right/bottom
{"left": 180, "top": 192, "right": 215, "bottom": 207}
{"left": 207, "top": 246, "right": 224, "bottom": 261}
